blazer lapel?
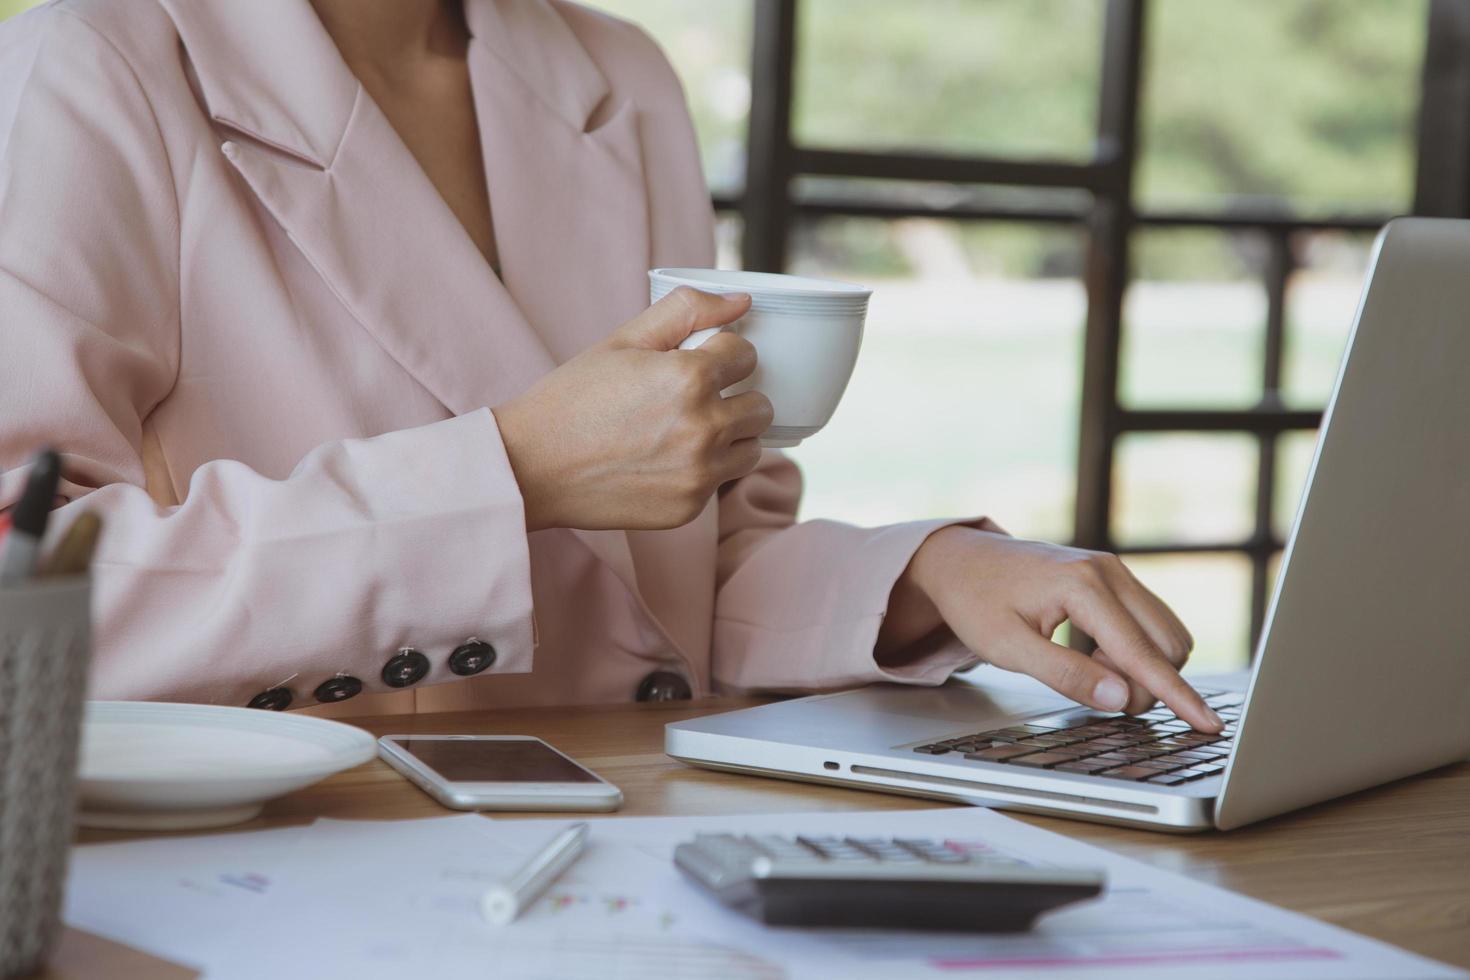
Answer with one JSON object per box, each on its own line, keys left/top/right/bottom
{"left": 162, "top": 0, "right": 561, "bottom": 422}
{"left": 464, "top": 0, "right": 653, "bottom": 361}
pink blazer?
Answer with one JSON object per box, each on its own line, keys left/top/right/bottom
{"left": 0, "top": 0, "right": 979, "bottom": 716}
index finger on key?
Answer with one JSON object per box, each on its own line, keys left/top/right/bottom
{"left": 1068, "top": 588, "right": 1222, "bottom": 732}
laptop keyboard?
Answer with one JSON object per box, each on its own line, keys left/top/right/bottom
{"left": 912, "top": 690, "right": 1243, "bottom": 786}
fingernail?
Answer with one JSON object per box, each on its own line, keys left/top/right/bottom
{"left": 1093, "top": 677, "right": 1129, "bottom": 712}
{"left": 727, "top": 292, "right": 751, "bottom": 303}
{"left": 1205, "top": 707, "right": 1224, "bottom": 729}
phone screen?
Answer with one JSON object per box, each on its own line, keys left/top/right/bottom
{"left": 392, "top": 738, "right": 601, "bottom": 784}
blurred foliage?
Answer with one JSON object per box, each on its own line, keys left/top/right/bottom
{"left": 1141, "top": 0, "right": 1425, "bottom": 215}
{"left": 795, "top": 0, "right": 1103, "bottom": 160}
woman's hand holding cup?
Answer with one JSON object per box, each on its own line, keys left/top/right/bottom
{"left": 495, "top": 288, "right": 773, "bottom": 532}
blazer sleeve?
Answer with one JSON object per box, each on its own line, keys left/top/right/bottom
{"left": 712, "top": 452, "right": 985, "bottom": 693}
{"left": 0, "top": 11, "right": 534, "bottom": 707}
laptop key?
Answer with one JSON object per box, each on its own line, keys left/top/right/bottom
{"left": 1090, "top": 736, "right": 1135, "bottom": 748}
{"left": 1173, "top": 767, "right": 1220, "bottom": 781}
{"left": 1055, "top": 760, "right": 1114, "bottom": 774}
{"left": 1097, "top": 765, "right": 1157, "bottom": 780}
{"left": 913, "top": 745, "right": 951, "bottom": 755}
{"left": 1181, "top": 764, "right": 1225, "bottom": 778}
{"left": 1135, "top": 758, "right": 1188, "bottom": 772}
{"left": 1007, "top": 752, "right": 1078, "bottom": 769}
{"left": 1147, "top": 773, "right": 1190, "bottom": 785}
{"left": 1044, "top": 745, "right": 1099, "bottom": 759}
{"left": 1061, "top": 743, "right": 1111, "bottom": 759}
{"left": 965, "top": 744, "right": 1041, "bottom": 762}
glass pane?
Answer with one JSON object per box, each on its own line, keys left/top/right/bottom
{"left": 794, "top": 0, "right": 1103, "bottom": 159}
{"left": 1273, "top": 429, "right": 1319, "bottom": 540}
{"left": 1114, "top": 434, "right": 1257, "bottom": 545}
{"left": 1121, "top": 229, "right": 1264, "bottom": 409}
{"left": 1139, "top": 0, "right": 1428, "bottom": 215}
{"left": 1282, "top": 231, "right": 1376, "bottom": 409}
{"left": 714, "top": 212, "right": 744, "bottom": 270}
{"left": 1123, "top": 554, "right": 1253, "bottom": 672}
{"left": 587, "top": 0, "right": 752, "bottom": 195}
{"left": 787, "top": 218, "right": 1084, "bottom": 541}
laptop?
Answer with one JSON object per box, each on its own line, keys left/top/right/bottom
{"left": 666, "top": 217, "right": 1470, "bottom": 832}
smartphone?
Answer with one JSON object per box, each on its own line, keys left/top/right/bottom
{"left": 377, "top": 735, "right": 623, "bottom": 811}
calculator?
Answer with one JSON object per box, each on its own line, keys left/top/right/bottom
{"left": 673, "top": 833, "right": 1104, "bottom": 931}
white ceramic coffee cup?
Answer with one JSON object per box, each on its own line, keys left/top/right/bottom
{"left": 647, "top": 268, "right": 871, "bottom": 448}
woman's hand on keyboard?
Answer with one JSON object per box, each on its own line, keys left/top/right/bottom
{"left": 904, "top": 527, "right": 1223, "bottom": 733}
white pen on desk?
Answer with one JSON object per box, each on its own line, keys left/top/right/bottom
{"left": 481, "top": 822, "right": 589, "bottom": 927}
{"left": 0, "top": 448, "right": 61, "bottom": 586}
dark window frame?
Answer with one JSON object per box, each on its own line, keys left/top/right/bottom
{"left": 720, "top": 0, "right": 1468, "bottom": 661}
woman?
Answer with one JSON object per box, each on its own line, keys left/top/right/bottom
{"left": 0, "top": 0, "right": 1220, "bottom": 731}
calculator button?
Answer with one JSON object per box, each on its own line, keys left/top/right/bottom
{"left": 748, "top": 835, "right": 812, "bottom": 862}
{"left": 853, "top": 841, "right": 920, "bottom": 862}
{"left": 795, "top": 836, "right": 846, "bottom": 859}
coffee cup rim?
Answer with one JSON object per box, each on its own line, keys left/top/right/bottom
{"left": 649, "top": 268, "right": 872, "bottom": 299}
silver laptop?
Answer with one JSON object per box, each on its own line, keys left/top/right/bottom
{"left": 667, "top": 217, "right": 1470, "bottom": 832}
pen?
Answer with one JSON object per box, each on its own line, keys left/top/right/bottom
{"left": 0, "top": 448, "right": 61, "bottom": 586}
{"left": 40, "top": 510, "right": 102, "bottom": 578}
{"left": 481, "top": 822, "right": 589, "bottom": 926}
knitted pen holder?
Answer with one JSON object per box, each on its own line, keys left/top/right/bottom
{"left": 0, "top": 577, "right": 91, "bottom": 979}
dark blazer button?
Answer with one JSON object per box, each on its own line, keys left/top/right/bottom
{"left": 448, "top": 638, "right": 496, "bottom": 676}
{"left": 382, "top": 648, "right": 430, "bottom": 688}
{"left": 247, "top": 687, "right": 292, "bottom": 711}
{"left": 636, "top": 671, "right": 692, "bottom": 702}
{"left": 314, "top": 675, "right": 363, "bottom": 703}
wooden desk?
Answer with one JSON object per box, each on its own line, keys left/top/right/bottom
{"left": 52, "top": 698, "right": 1470, "bottom": 977}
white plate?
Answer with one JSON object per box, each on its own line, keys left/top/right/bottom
{"left": 76, "top": 701, "right": 376, "bottom": 830}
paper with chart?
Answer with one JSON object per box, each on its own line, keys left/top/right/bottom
{"left": 177, "top": 807, "right": 1463, "bottom": 980}
{"left": 63, "top": 823, "right": 308, "bottom": 970}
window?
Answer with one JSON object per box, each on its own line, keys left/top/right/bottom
{"left": 787, "top": 218, "right": 1084, "bottom": 541}
{"left": 587, "top": 0, "right": 1448, "bottom": 667}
